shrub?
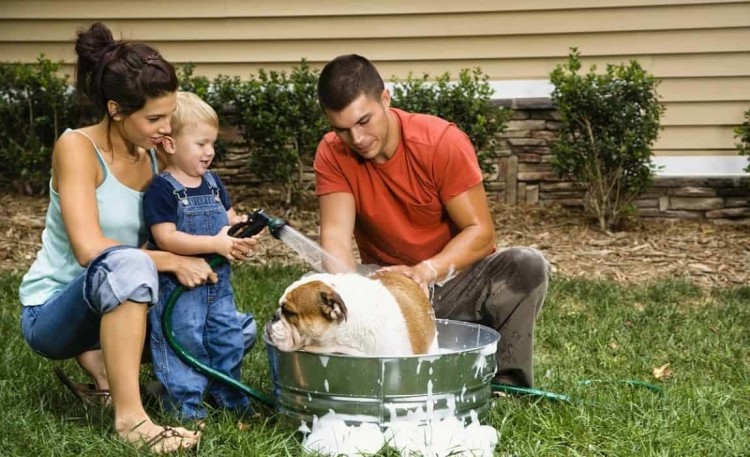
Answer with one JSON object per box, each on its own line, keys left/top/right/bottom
{"left": 550, "top": 48, "right": 664, "bottom": 231}
{"left": 208, "top": 61, "right": 328, "bottom": 205}
{"left": 733, "top": 108, "right": 750, "bottom": 173}
{"left": 0, "top": 56, "right": 81, "bottom": 194}
{"left": 391, "top": 68, "right": 510, "bottom": 176}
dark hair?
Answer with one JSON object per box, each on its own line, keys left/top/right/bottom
{"left": 317, "top": 54, "right": 384, "bottom": 111}
{"left": 75, "top": 22, "right": 178, "bottom": 119}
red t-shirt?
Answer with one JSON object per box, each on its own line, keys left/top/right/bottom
{"left": 314, "top": 108, "right": 483, "bottom": 266}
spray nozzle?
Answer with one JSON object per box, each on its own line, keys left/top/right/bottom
{"left": 228, "top": 209, "right": 287, "bottom": 239}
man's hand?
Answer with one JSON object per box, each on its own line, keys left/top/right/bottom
{"left": 378, "top": 261, "right": 438, "bottom": 297}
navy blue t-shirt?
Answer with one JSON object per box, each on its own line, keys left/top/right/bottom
{"left": 143, "top": 173, "right": 232, "bottom": 246}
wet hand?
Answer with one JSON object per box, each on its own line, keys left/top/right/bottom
{"left": 229, "top": 236, "right": 258, "bottom": 262}
{"left": 378, "top": 262, "right": 437, "bottom": 298}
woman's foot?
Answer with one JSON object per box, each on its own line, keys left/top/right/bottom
{"left": 76, "top": 350, "right": 109, "bottom": 391}
{"left": 118, "top": 419, "right": 201, "bottom": 454}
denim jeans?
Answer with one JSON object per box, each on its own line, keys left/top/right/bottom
{"left": 147, "top": 172, "right": 249, "bottom": 420}
{"left": 21, "top": 246, "right": 158, "bottom": 359}
{"left": 431, "top": 247, "right": 550, "bottom": 387}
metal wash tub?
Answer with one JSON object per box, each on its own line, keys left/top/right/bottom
{"left": 264, "top": 319, "right": 500, "bottom": 426}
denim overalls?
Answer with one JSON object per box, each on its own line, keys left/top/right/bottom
{"left": 148, "top": 171, "right": 250, "bottom": 420}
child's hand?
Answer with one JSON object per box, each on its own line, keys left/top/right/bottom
{"left": 214, "top": 226, "right": 258, "bottom": 261}
{"left": 231, "top": 236, "right": 258, "bottom": 262}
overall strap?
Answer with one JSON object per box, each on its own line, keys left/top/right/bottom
{"left": 159, "top": 171, "right": 189, "bottom": 205}
{"left": 147, "top": 148, "right": 160, "bottom": 175}
{"left": 202, "top": 171, "right": 222, "bottom": 203}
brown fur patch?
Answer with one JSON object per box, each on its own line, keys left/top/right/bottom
{"left": 285, "top": 280, "right": 345, "bottom": 322}
{"left": 371, "top": 271, "right": 436, "bottom": 354}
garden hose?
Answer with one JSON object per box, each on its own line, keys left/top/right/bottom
{"left": 491, "top": 379, "right": 663, "bottom": 404}
{"left": 161, "top": 255, "right": 274, "bottom": 408}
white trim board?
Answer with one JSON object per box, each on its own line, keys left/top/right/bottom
{"left": 652, "top": 156, "right": 748, "bottom": 176}
{"left": 386, "top": 79, "right": 554, "bottom": 99}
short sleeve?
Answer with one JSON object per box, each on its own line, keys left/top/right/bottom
{"left": 314, "top": 137, "right": 352, "bottom": 196}
{"left": 432, "top": 125, "right": 483, "bottom": 201}
{"left": 143, "top": 176, "right": 179, "bottom": 228}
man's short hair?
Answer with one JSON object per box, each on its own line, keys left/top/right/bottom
{"left": 317, "top": 54, "right": 385, "bottom": 111}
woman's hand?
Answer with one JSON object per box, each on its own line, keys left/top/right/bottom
{"left": 173, "top": 255, "right": 218, "bottom": 289}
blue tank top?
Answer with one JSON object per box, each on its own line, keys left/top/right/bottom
{"left": 19, "top": 129, "right": 159, "bottom": 307}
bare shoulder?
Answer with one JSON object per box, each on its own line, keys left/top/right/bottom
{"left": 52, "top": 130, "right": 101, "bottom": 187}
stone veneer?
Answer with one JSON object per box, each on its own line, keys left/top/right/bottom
{"left": 212, "top": 99, "right": 749, "bottom": 223}
{"left": 490, "top": 98, "right": 749, "bottom": 224}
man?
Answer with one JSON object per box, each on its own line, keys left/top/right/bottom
{"left": 314, "top": 54, "right": 550, "bottom": 387}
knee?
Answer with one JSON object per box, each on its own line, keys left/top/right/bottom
{"left": 85, "top": 247, "right": 158, "bottom": 313}
{"left": 496, "top": 247, "right": 550, "bottom": 292}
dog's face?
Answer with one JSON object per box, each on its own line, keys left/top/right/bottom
{"left": 266, "top": 278, "right": 348, "bottom": 352}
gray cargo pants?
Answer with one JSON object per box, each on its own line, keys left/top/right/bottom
{"left": 431, "top": 247, "right": 550, "bottom": 387}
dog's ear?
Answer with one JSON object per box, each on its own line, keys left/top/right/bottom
{"left": 318, "top": 290, "right": 347, "bottom": 322}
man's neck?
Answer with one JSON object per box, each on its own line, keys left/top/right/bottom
{"left": 378, "top": 109, "right": 401, "bottom": 162}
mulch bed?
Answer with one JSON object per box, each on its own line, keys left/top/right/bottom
{"left": 2, "top": 192, "right": 748, "bottom": 288}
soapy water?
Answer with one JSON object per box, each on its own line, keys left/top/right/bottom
{"left": 300, "top": 410, "right": 498, "bottom": 456}
{"left": 300, "top": 387, "right": 498, "bottom": 456}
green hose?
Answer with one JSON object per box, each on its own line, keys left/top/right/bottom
{"left": 161, "top": 255, "right": 275, "bottom": 408}
{"left": 491, "top": 379, "right": 663, "bottom": 404}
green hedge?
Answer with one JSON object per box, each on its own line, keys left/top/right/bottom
{"left": 2, "top": 57, "right": 507, "bottom": 198}
{"left": 0, "top": 57, "right": 82, "bottom": 194}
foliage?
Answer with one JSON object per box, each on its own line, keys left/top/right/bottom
{"left": 550, "top": 48, "right": 664, "bottom": 231}
{"left": 0, "top": 56, "right": 81, "bottom": 194}
{"left": 177, "top": 63, "right": 231, "bottom": 159}
{"left": 234, "top": 61, "right": 327, "bottom": 204}
{"left": 182, "top": 61, "right": 328, "bottom": 205}
{"left": 391, "top": 68, "right": 510, "bottom": 176}
{"left": 733, "top": 108, "right": 750, "bottom": 172}
{"left": 3, "top": 59, "right": 509, "bottom": 202}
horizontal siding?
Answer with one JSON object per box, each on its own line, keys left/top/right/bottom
{"left": 2, "top": 0, "right": 748, "bottom": 19}
{"left": 3, "top": 4, "right": 750, "bottom": 40}
{"left": 1, "top": 0, "right": 749, "bottom": 160}
{"left": 4, "top": 29, "right": 749, "bottom": 62}
{"left": 662, "top": 102, "right": 749, "bottom": 126}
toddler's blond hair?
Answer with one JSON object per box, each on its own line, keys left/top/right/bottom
{"left": 171, "top": 91, "right": 219, "bottom": 136}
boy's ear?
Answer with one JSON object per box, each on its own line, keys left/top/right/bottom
{"left": 161, "top": 136, "right": 176, "bottom": 154}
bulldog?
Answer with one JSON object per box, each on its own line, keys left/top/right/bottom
{"left": 265, "top": 271, "right": 439, "bottom": 356}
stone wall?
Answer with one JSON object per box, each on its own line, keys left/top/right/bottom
{"left": 489, "top": 98, "right": 750, "bottom": 224}
{"left": 213, "top": 99, "right": 750, "bottom": 223}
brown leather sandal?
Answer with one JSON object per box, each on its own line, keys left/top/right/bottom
{"left": 128, "top": 421, "right": 201, "bottom": 454}
{"left": 53, "top": 366, "right": 111, "bottom": 406}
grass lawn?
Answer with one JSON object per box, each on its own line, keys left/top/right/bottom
{"left": 0, "top": 264, "right": 748, "bottom": 456}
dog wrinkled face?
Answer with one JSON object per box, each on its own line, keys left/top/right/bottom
{"left": 266, "top": 280, "right": 348, "bottom": 352}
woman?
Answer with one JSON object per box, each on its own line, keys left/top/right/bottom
{"left": 18, "top": 23, "right": 246, "bottom": 453}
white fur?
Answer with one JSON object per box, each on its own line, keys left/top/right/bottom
{"left": 269, "top": 273, "right": 437, "bottom": 356}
